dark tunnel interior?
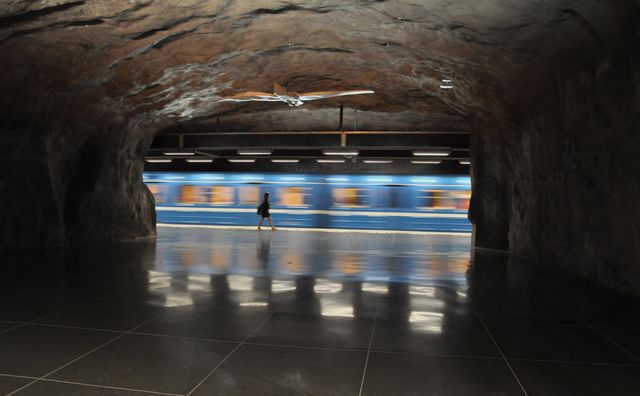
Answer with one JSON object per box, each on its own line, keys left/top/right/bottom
{"left": 2, "top": 0, "right": 638, "bottom": 293}
{"left": 1, "top": 1, "right": 640, "bottom": 394}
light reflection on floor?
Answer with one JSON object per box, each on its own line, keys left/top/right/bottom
{"left": 3, "top": 227, "right": 639, "bottom": 394}
{"left": 133, "top": 226, "right": 473, "bottom": 338}
{"left": 153, "top": 225, "right": 471, "bottom": 287}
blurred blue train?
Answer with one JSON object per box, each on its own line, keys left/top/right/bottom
{"left": 144, "top": 172, "right": 472, "bottom": 233}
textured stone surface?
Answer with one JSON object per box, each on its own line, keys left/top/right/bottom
{"left": 0, "top": 1, "right": 639, "bottom": 293}
{"left": 470, "top": 29, "right": 640, "bottom": 293}
{"left": 508, "top": 46, "right": 640, "bottom": 293}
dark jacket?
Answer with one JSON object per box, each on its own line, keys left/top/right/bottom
{"left": 257, "top": 200, "right": 270, "bottom": 217}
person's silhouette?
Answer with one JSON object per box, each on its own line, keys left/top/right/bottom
{"left": 257, "top": 192, "right": 276, "bottom": 231}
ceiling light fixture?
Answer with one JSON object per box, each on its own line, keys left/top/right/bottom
{"left": 186, "top": 159, "right": 213, "bottom": 163}
{"left": 316, "top": 159, "right": 346, "bottom": 163}
{"left": 363, "top": 160, "right": 393, "bottom": 164}
{"left": 237, "top": 149, "right": 272, "bottom": 156}
{"left": 412, "top": 150, "right": 450, "bottom": 157}
{"left": 322, "top": 149, "right": 359, "bottom": 156}
{"left": 163, "top": 151, "right": 195, "bottom": 156}
{"left": 411, "top": 160, "right": 442, "bottom": 164}
{"left": 228, "top": 159, "right": 256, "bottom": 163}
{"left": 459, "top": 160, "right": 470, "bottom": 165}
{"left": 270, "top": 159, "right": 299, "bottom": 163}
{"left": 440, "top": 78, "right": 454, "bottom": 89}
{"left": 146, "top": 159, "right": 173, "bottom": 163}
{"left": 217, "top": 82, "right": 374, "bottom": 107}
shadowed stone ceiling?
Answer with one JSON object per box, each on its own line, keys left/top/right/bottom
{"left": 1, "top": 0, "right": 633, "bottom": 130}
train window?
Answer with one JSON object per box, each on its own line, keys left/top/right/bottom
{"left": 239, "top": 186, "right": 260, "bottom": 205}
{"left": 453, "top": 190, "right": 471, "bottom": 210}
{"left": 210, "top": 186, "right": 234, "bottom": 205}
{"left": 418, "top": 190, "right": 470, "bottom": 210}
{"left": 147, "top": 184, "right": 168, "bottom": 204}
{"left": 332, "top": 188, "right": 368, "bottom": 208}
{"left": 278, "top": 187, "right": 310, "bottom": 207}
{"left": 180, "top": 185, "right": 209, "bottom": 204}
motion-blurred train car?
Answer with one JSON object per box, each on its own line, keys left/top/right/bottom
{"left": 144, "top": 173, "right": 471, "bottom": 233}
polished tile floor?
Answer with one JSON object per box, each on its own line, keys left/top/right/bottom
{"left": 1, "top": 226, "right": 640, "bottom": 395}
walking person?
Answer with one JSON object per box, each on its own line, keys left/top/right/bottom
{"left": 257, "top": 192, "right": 276, "bottom": 231}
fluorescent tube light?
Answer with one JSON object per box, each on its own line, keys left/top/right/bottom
{"left": 322, "top": 149, "right": 359, "bottom": 156}
{"left": 163, "top": 151, "right": 195, "bottom": 156}
{"left": 186, "top": 159, "right": 213, "bottom": 163}
{"left": 363, "top": 160, "right": 393, "bottom": 164}
{"left": 270, "top": 159, "right": 299, "bottom": 163}
{"left": 459, "top": 160, "right": 470, "bottom": 165}
{"left": 146, "top": 159, "right": 173, "bottom": 163}
{"left": 411, "top": 160, "right": 442, "bottom": 164}
{"left": 316, "top": 159, "right": 346, "bottom": 163}
{"left": 412, "top": 150, "right": 450, "bottom": 156}
{"left": 237, "top": 149, "right": 272, "bottom": 156}
{"left": 228, "top": 159, "right": 256, "bottom": 163}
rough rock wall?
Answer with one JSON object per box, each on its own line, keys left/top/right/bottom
{"left": 0, "top": 77, "right": 158, "bottom": 252}
{"left": 1, "top": 0, "right": 638, "bottom": 264}
{"left": 468, "top": 128, "right": 510, "bottom": 249}
{"left": 471, "top": 29, "right": 640, "bottom": 293}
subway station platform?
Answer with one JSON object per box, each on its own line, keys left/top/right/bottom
{"left": 1, "top": 227, "right": 640, "bottom": 395}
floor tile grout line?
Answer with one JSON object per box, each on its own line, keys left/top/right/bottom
{"left": 0, "top": 373, "right": 38, "bottom": 380}
{"left": 24, "top": 376, "right": 182, "bottom": 396}
{"left": 529, "top": 282, "right": 640, "bottom": 364}
{"left": 26, "top": 319, "right": 639, "bottom": 367}
{"left": 357, "top": 295, "right": 381, "bottom": 396}
{"left": 21, "top": 322, "right": 126, "bottom": 334}
{"left": 7, "top": 319, "right": 638, "bottom": 369}
{"left": 504, "top": 357, "right": 640, "bottom": 368}
{"left": 469, "top": 302, "right": 529, "bottom": 396}
{"left": 243, "top": 341, "right": 368, "bottom": 353}
{"left": 483, "top": 321, "right": 585, "bottom": 327}
{"left": 185, "top": 297, "right": 291, "bottom": 396}
{"left": 369, "top": 349, "right": 506, "bottom": 361}
{"left": 6, "top": 315, "right": 373, "bottom": 353}
{"left": 0, "top": 323, "right": 24, "bottom": 337}
{"left": 0, "top": 290, "right": 119, "bottom": 337}
{"left": 0, "top": 286, "right": 47, "bottom": 296}
{"left": 43, "top": 378, "right": 182, "bottom": 395}
{"left": 129, "top": 331, "right": 242, "bottom": 345}
{"left": 6, "top": 312, "right": 166, "bottom": 396}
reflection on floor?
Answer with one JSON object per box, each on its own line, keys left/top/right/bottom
{"left": 1, "top": 227, "right": 640, "bottom": 395}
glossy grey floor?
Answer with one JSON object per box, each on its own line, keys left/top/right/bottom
{"left": 1, "top": 226, "right": 640, "bottom": 395}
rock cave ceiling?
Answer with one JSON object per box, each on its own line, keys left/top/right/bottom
{"left": 0, "top": 0, "right": 635, "bottom": 132}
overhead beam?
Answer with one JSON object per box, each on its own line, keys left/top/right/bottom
{"left": 159, "top": 130, "right": 470, "bottom": 136}
{"left": 150, "top": 145, "right": 470, "bottom": 151}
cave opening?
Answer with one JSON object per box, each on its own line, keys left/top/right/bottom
{"left": 1, "top": 1, "right": 640, "bottom": 394}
